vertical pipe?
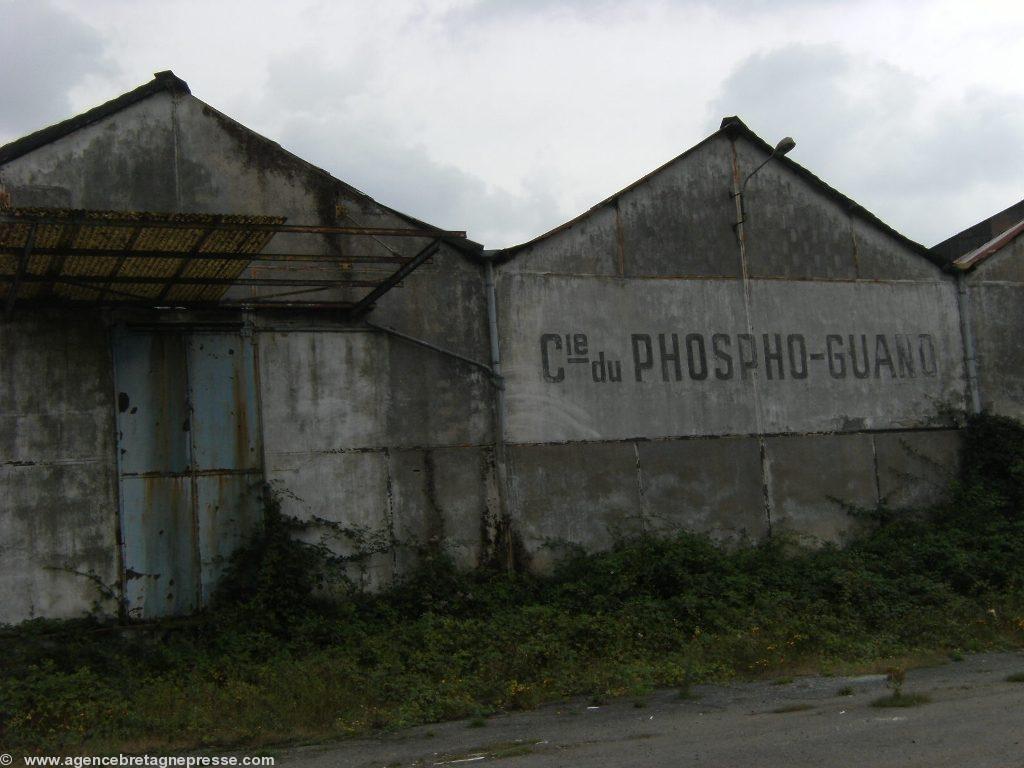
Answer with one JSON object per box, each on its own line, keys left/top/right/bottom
{"left": 482, "top": 256, "right": 512, "bottom": 567}
{"left": 956, "top": 272, "right": 983, "bottom": 415}
{"left": 731, "top": 141, "right": 775, "bottom": 537}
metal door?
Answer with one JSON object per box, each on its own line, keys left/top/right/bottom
{"left": 112, "top": 326, "right": 263, "bottom": 619}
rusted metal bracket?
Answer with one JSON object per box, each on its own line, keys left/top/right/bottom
{"left": 4, "top": 223, "right": 37, "bottom": 320}
{"left": 348, "top": 238, "right": 441, "bottom": 318}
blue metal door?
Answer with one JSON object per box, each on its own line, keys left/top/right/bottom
{"left": 112, "top": 326, "right": 262, "bottom": 619}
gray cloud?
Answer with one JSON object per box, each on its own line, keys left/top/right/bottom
{"left": 0, "top": 0, "right": 112, "bottom": 137}
{"left": 708, "top": 44, "right": 1024, "bottom": 244}
{"left": 262, "top": 53, "right": 559, "bottom": 247}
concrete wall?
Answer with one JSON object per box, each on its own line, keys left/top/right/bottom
{"left": 0, "top": 88, "right": 993, "bottom": 621}
{"left": 495, "top": 132, "right": 967, "bottom": 564}
{"left": 0, "top": 87, "right": 495, "bottom": 620}
{"left": 965, "top": 233, "right": 1024, "bottom": 420}
{"left": 0, "top": 312, "right": 120, "bottom": 624}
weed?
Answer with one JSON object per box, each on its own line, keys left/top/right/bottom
{"left": 836, "top": 686, "right": 854, "bottom": 696}
{"left": 886, "top": 667, "right": 907, "bottom": 697}
{"left": 771, "top": 677, "right": 794, "bottom": 686}
{"left": 950, "top": 650, "right": 965, "bottom": 662}
{"left": 467, "top": 716, "right": 487, "bottom": 728}
{"left": 1005, "top": 672, "right": 1024, "bottom": 683}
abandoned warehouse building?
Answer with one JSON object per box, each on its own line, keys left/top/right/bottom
{"left": 2, "top": 71, "right": 1023, "bottom": 624}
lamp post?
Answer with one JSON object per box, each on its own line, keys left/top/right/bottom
{"left": 732, "top": 136, "right": 796, "bottom": 230}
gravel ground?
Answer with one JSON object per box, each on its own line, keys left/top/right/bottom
{"left": 276, "top": 651, "right": 1024, "bottom": 768}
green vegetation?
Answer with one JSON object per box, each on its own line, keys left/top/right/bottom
{"left": 1006, "top": 672, "right": 1024, "bottom": 683}
{"left": 836, "top": 685, "right": 855, "bottom": 696}
{"left": 2, "top": 413, "right": 1024, "bottom": 753}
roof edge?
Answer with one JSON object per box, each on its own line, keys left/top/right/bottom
{"left": 0, "top": 71, "right": 190, "bottom": 166}
{"left": 190, "top": 98, "right": 482, "bottom": 254}
{"left": 953, "top": 219, "right": 1024, "bottom": 271}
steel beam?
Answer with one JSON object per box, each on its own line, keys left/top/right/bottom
{"left": 0, "top": 214, "right": 466, "bottom": 239}
{"left": 0, "top": 246, "right": 412, "bottom": 264}
{"left": 349, "top": 239, "right": 441, "bottom": 317}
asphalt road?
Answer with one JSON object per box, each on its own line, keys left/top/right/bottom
{"left": 281, "top": 652, "right": 1024, "bottom": 768}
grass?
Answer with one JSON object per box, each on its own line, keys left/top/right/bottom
{"left": 2, "top": 413, "right": 1024, "bottom": 754}
{"left": 870, "top": 692, "right": 931, "bottom": 708}
{"left": 836, "top": 685, "right": 854, "bottom": 696}
{"left": 1005, "top": 672, "right": 1024, "bottom": 682}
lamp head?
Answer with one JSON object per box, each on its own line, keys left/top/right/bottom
{"left": 773, "top": 136, "right": 796, "bottom": 156}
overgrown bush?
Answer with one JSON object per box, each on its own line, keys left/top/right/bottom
{"left": 2, "top": 413, "right": 1024, "bottom": 753}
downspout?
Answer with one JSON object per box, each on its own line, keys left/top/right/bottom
{"left": 956, "top": 271, "right": 983, "bottom": 415}
{"left": 730, "top": 141, "right": 775, "bottom": 537}
{"left": 480, "top": 252, "right": 513, "bottom": 569}
{"left": 483, "top": 256, "right": 506, "bottom": 426}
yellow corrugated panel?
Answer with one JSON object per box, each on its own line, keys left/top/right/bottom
{"left": 0, "top": 207, "right": 284, "bottom": 304}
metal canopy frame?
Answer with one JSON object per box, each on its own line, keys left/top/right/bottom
{"left": 0, "top": 208, "right": 472, "bottom": 319}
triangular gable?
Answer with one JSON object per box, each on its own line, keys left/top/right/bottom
{"left": 496, "top": 116, "right": 937, "bottom": 269}
{"left": 0, "top": 72, "right": 481, "bottom": 254}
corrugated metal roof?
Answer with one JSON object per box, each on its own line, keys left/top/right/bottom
{"left": 0, "top": 208, "right": 281, "bottom": 305}
{"left": 0, "top": 206, "right": 467, "bottom": 317}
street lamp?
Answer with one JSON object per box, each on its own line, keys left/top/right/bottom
{"left": 732, "top": 136, "right": 796, "bottom": 230}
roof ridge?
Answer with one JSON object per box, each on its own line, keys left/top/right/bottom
{"left": 0, "top": 71, "right": 190, "bottom": 165}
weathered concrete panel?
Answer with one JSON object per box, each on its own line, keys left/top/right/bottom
{"left": 373, "top": 243, "right": 491, "bottom": 364}
{"left": 618, "top": 135, "right": 741, "bottom": 278}
{"left": 266, "top": 449, "right": 394, "bottom": 589}
{"left": 1, "top": 94, "right": 179, "bottom": 211}
{"left": 735, "top": 138, "right": 858, "bottom": 280}
{"left": 766, "top": 433, "right": 877, "bottom": 543}
{"left": 746, "top": 279, "right": 964, "bottom": 432}
{"left": 499, "top": 272, "right": 964, "bottom": 443}
{"left": 0, "top": 312, "right": 119, "bottom": 625}
{"left": 508, "top": 441, "right": 643, "bottom": 572}
{"left": 499, "top": 204, "right": 620, "bottom": 277}
{"left": 874, "top": 430, "right": 961, "bottom": 510}
{"left": 0, "top": 462, "right": 119, "bottom": 624}
{"left": 390, "top": 446, "right": 497, "bottom": 570}
{"left": 851, "top": 218, "right": 940, "bottom": 281}
{"left": 258, "top": 330, "right": 390, "bottom": 451}
{"left": 257, "top": 329, "right": 491, "bottom": 452}
{"left": 966, "top": 283, "right": 1024, "bottom": 420}
{"left": 968, "top": 234, "right": 1024, "bottom": 284}
{"left": 637, "top": 436, "right": 767, "bottom": 542}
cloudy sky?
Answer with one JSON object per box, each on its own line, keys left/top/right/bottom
{"left": 1, "top": 0, "right": 1022, "bottom": 247}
